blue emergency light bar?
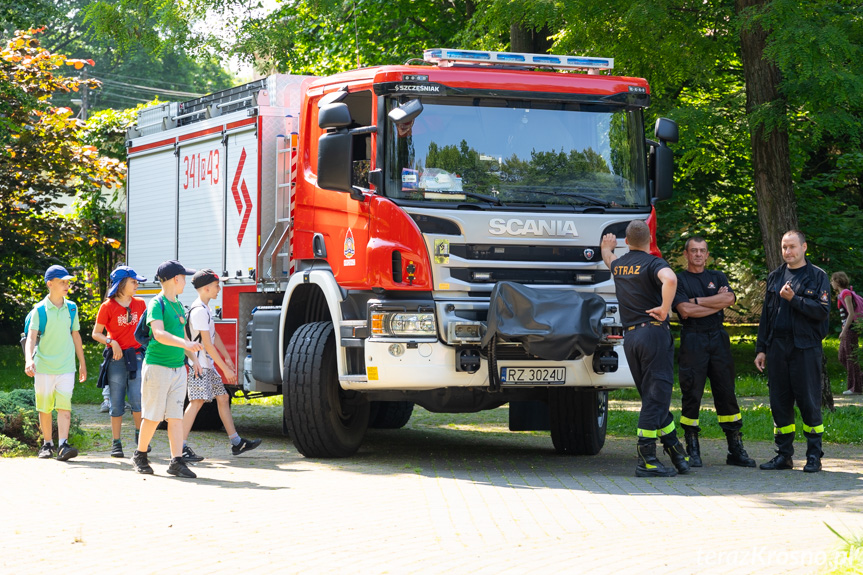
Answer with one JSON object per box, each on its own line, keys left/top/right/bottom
{"left": 423, "top": 48, "right": 614, "bottom": 71}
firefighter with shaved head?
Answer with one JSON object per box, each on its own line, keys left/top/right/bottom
{"left": 601, "top": 220, "right": 690, "bottom": 477}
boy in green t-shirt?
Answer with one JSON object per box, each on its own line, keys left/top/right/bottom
{"left": 132, "top": 260, "right": 203, "bottom": 478}
{"left": 23, "top": 265, "right": 87, "bottom": 461}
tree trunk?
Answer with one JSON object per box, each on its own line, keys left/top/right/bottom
{"left": 736, "top": 0, "right": 796, "bottom": 271}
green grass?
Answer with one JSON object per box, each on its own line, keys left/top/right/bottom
{"left": 821, "top": 524, "right": 863, "bottom": 574}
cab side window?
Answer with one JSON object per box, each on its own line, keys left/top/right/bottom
{"left": 343, "top": 90, "right": 373, "bottom": 189}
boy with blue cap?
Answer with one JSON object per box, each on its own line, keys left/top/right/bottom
{"left": 132, "top": 260, "right": 203, "bottom": 478}
{"left": 23, "top": 265, "right": 87, "bottom": 461}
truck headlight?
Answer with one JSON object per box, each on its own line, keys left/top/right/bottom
{"left": 371, "top": 312, "right": 436, "bottom": 337}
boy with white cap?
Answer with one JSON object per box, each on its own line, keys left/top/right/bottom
{"left": 181, "top": 269, "right": 261, "bottom": 462}
{"left": 24, "top": 265, "right": 87, "bottom": 461}
{"left": 132, "top": 260, "right": 203, "bottom": 478}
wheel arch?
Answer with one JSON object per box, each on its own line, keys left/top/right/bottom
{"left": 278, "top": 268, "right": 346, "bottom": 380}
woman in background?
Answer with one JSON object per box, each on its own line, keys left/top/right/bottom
{"left": 831, "top": 272, "right": 863, "bottom": 395}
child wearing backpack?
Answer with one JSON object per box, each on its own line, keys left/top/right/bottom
{"left": 831, "top": 272, "right": 863, "bottom": 395}
{"left": 180, "top": 269, "right": 261, "bottom": 463}
{"left": 23, "top": 265, "right": 87, "bottom": 461}
{"left": 131, "top": 260, "right": 203, "bottom": 478}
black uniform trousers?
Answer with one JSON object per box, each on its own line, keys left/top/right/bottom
{"left": 767, "top": 336, "right": 824, "bottom": 458}
{"left": 678, "top": 327, "right": 742, "bottom": 433}
{"left": 623, "top": 324, "right": 676, "bottom": 444}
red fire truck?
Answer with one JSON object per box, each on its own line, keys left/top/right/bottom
{"left": 125, "top": 48, "right": 678, "bottom": 458}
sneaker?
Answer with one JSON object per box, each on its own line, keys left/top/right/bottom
{"left": 37, "top": 443, "right": 55, "bottom": 459}
{"left": 167, "top": 458, "right": 197, "bottom": 479}
{"left": 182, "top": 445, "right": 204, "bottom": 463}
{"left": 111, "top": 440, "right": 124, "bottom": 458}
{"left": 125, "top": 401, "right": 132, "bottom": 412}
{"left": 842, "top": 390, "right": 862, "bottom": 395}
{"left": 56, "top": 443, "right": 79, "bottom": 462}
{"left": 131, "top": 450, "right": 154, "bottom": 474}
{"left": 232, "top": 438, "right": 262, "bottom": 456}
{"left": 803, "top": 456, "right": 822, "bottom": 473}
{"left": 100, "top": 399, "right": 110, "bottom": 413}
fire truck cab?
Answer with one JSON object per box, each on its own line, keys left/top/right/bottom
{"left": 125, "top": 48, "right": 677, "bottom": 458}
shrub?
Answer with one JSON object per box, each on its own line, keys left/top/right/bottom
{"left": 0, "top": 389, "right": 87, "bottom": 457}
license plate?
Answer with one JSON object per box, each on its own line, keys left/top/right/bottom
{"left": 500, "top": 367, "right": 566, "bottom": 384}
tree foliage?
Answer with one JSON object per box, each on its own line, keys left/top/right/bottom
{"left": 0, "top": 29, "right": 125, "bottom": 342}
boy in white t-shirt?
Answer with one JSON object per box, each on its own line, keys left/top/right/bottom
{"left": 180, "top": 269, "right": 261, "bottom": 461}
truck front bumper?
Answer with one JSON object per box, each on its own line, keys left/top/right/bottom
{"left": 339, "top": 339, "right": 634, "bottom": 391}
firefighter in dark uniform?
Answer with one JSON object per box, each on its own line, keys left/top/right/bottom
{"left": 601, "top": 220, "right": 690, "bottom": 477}
{"left": 755, "top": 230, "right": 830, "bottom": 473}
{"left": 672, "top": 236, "right": 756, "bottom": 468}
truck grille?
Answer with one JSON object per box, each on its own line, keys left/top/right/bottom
{"left": 450, "top": 244, "right": 600, "bottom": 263}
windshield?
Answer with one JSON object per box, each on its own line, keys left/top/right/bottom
{"left": 385, "top": 97, "right": 648, "bottom": 209}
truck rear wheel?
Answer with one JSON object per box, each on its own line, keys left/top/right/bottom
{"left": 368, "top": 401, "right": 414, "bottom": 429}
{"left": 283, "top": 321, "right": 369, "bottom": 457}
{"left": 549, "top": 388, "right": 608, "bottom": 455}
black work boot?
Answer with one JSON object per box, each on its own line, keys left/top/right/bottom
{"left": 804, "top": 436, "right": 824, "bottom": 473}
{"left": 636, "top": 442, "right": 677, "bottom": 478}
{"left": 662, "top": 440, "right": 691, "bottom": 474}
{"left": 725, "top": 431, "right": 756, "bottom": 468}
{"left": 684, "top": 431, "right": 703, "bottom": 467}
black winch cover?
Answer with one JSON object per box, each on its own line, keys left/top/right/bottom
{"left": 481, "top": 281, "right": 606, "bottom": 361}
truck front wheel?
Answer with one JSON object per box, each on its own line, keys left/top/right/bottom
{"left": 283, "top": 321, "right": 369, "bottom": 457}
{"left": 549, "top": 388, "right": 608, "bottom": 455}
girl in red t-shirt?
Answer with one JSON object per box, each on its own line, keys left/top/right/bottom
{"left": 831, "top": 271, "right": 863, "bottom": 395}
{"left": 92, "top": 266, "right": 149, "bottom": 457}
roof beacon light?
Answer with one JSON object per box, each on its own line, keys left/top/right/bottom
{"left": 423, "top": 48, "right": 614, "bottom": 72}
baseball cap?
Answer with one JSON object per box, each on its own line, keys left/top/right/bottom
{"left": 192, "top": 268, "right": 221, "bottom": 289}
{"left": 45, "top": 265, "right": 75, "bottom": 283}
{"left": 107, "top": 266, "right": 147, "bottom": 298}
{"left": 155, "top": 260, "right": 195, "bottom": 282}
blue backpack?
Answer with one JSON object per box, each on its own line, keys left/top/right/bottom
{"left": 134, "top": 295, "right": 165, "bottom": 348}
{"left": 20, "top": 301, "right": 77, "bottom": 357}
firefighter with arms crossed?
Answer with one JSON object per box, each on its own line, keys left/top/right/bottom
{"left": 601, "top": 221, "right": 690, "bottom": 477}
{"left": 673, "top": 237, "right": 755, "bottom": 468}
{"left": 755, "top": 230, "right": 830, "bottom": 473}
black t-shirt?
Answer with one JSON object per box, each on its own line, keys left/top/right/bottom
{"left": 774, "top": 266, "right": 806, "bottom": 335}
{"left": 610, "top": 250, "right": 671, "bottom": 327}
{"left": 672, "top": 269, "right": 734, "bottom": 329}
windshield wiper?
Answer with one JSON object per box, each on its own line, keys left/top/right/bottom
{"left": 554, "top": 191, "right": 613, "bottom": 207}
{"left": 429, "top": 190, "right": 504, "bottom": 206}
{"left": 509, "top": 188, "right": 610, "bottom": 208}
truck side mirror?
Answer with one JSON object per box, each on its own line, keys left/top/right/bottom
{"left": 319, "top": 103, "right": 352, "bottom": 129}
{"left": 388, "top": 99, "right": 423, "bottom": 124}
{"left": 650, "top": 117, "right": 677, "bottom": 201}
{"left": 654, "top": 117, "right": 678, "bottom": 144}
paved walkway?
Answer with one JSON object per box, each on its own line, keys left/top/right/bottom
{"left": 1, "top": 403, "right": 862, "bottom": 574}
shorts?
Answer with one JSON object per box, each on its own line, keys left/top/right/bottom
{"left": 141, "top": 363, "right": 187, "bottom": 422}
{"left": 34, "top": 372, "right": 74, "bottom": 413}
{"left": 187, "top": 368, "right": 227, "bottom": 402}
